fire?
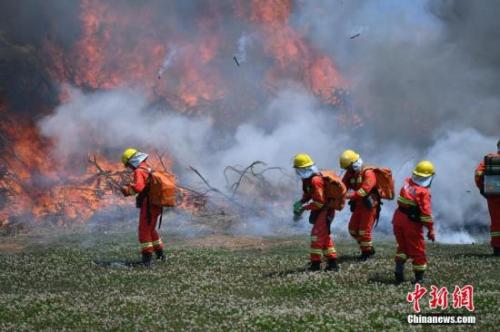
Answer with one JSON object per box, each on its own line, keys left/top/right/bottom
{"left": 45, "top": 0, "right": 227, "bottom": 111}
{"left": 45, "top": 0, "right": 342, "bottom": 109}
{"left": 246, "top": 0, "right": 343, "bottom": 104}
{"left": 2, "top": 0, "right": 348, "bottom": 227}
{"left": 0, "top": 106, "right": 129, "bottom": 226}
{"left": 0, "top": 105, "right": 203, "bottom": 227}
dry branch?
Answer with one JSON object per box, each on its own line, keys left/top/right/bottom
{"left": 88, "top": 154, "right": 208, "bottom": 211}
{"left": 224, "top": 161, "right": 265, "bottom": 198}
{"left": 87, "top": 154, "right": 128, "bottom": 190}
{"left": 188, "top": 165, "right": 243, "bottom": 208}
{"left": 223, "top": 161, "right": 294, "bottom": 199}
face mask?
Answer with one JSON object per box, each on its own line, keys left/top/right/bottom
{"left": 128, "top": 152, "right": 149, "bottom": 168}
{"left": 351, "top": 158, "right": 363, "bottom": 173}
{"left": 295, "top": 165, "right": 319, "bottom": 179}
{"left": 412, "top": 174, "right": 434, "bottom": 188}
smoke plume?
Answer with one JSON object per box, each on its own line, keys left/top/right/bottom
{"left": 2, "top": 0, "right": 499, "bottom": 243}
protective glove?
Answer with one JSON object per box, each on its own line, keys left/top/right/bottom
{"left": 293, "top": 200, "right": 304, "bottom": 216}
{"left": 120, "top": 186, "right": 129, "bottom": 196}
{"left": 348, "top": 200, "right": 356, "bottom": 213}
{"left": 427, "top": 228, "right": 435, "bottom": 242}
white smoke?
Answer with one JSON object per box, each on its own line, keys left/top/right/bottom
{"left": 40, "top": 86, "right": 348, "bottom": 183}
{"left": 39, "top": 85, "right": 351, "bottom": 237}
{"left": 38, "top": 0, "right": 500, "bottom": 243}
{"left": 39, "top": 85, "right": 495, "bottom": 243}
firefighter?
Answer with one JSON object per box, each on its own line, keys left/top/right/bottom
{"left": 293, "top": 154, "right": 339, "bottom": 272}
{"left": 393, "top": 161, "right": 435, "bottom": 283}
{"left": 120, "top": 148, "right": 166, "bottom": 266}
{"left": 475, "top": 139, "right": 500, "bottom": 256}
{"left": 340, "top": 150, "right": 378, "bottom": 260}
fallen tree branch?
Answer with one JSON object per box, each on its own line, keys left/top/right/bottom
{"left": 224, "top": 161, "right": 266, "bottom": 199}
{"left": 188, "top": 165, "right": 243, "bottom": 208}
{"left": 87, "top": 154, "right": 125, "bottom": 189}
{"left": 88, "top": 154, "right": 209, "bottom": 211}
{"left": 223, "top": 161, "right": 294, "bottom": 199}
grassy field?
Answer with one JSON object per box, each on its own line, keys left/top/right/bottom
{"left": 0, "top": 231, "right": 498, "bottom": 331}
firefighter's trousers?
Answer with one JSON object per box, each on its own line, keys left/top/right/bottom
{"left": 348, "top": 202, "right": 377, "bottom": 253}
{"left": 310, "top": 210, "right": 337, "bottom": 262}
{"left": 393, "top": 209, "right": 427, "bottom": 272}
{"left": 487, "top": 196, "right": 500, "bottom": 249}
{"left": 138, "top": 199, "right": 164, "bottom": 254}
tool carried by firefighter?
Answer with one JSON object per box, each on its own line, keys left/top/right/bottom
{"left": 392, "top": 160, "right": 436, "bottom": 283}
{"left": 138, "top": 166, "right": 176, "bottom": 229}
{"left": 320, "top": 170, "right": 347, "bottom": 211}
{"left": 361, "top": 165, "right": 395, "bottom": 200}
{"left": 475, "top": 139, "right": 500, "bottom": 256}
{"left": 293, "top": 154, "right": 342, "bottom": 272}
{"left": 360, "top": 165, "right": 395, "bottom": 229}
{"left": 483, "top": 154, "right": 500, "bottom": 196}
{"left": 145, "top": 168, "right": 177, "bottom": 207}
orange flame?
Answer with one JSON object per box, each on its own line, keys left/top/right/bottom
{"left": 3, "top": 0, "right": 350, "bottom": 226}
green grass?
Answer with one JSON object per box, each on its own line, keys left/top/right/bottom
{"left": 0, "top": 232, "right": 498, "bottom": 331}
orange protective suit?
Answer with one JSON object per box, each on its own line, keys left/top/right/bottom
{"left": 475, "top": 153, "right": 500, "bottom": 250}
{"left": 342, "top": 168, "right": 379, "bottom": 253}
{"left": 123, "top": 161, "right": 164, "bottom": 254}
{"left": 300, "top": 175, "right": 337, "bottom": 262}
{"left": 392, "top": 178, "right": 434, "bottom": 272}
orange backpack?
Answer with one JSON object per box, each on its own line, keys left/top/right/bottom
{"left": 362, "top": 165, "right": 395, "bottom": 200}
{"left": 144, "top": 169, "right": 177, "bottom": 207}
{"left": 320, "top": 170, "right": 347, "bottom": 210}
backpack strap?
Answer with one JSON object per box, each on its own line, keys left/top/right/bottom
{"left": 359, "top": 166, "right": 382, "bottom": 226}
{"left": 360, "top": 165, "right": 374, "bottom": 174}
{"left": 317, "top": 172, "right": 334, "bottom": 212}
{"left": 137, "top": 166, "right": 153, "bottom": 223}
{"left": 137, "top": 166, "right": 153, "bottom": 174}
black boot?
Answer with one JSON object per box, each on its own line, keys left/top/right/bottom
{"left": 359, "top": 247, "right": 376, "bottom": 261}
{"left": 325, "top": 259, "right": 339, "bottom": 272}
{"left": 155, "top": 249, "right": 166, "bottom": 262}
{"left": 308, "top": 261, "right": 321, "bottom": 272}
{"left": 414, "top": 271, "right": 425, "bottom": 284}
{"left": 142, "top": 252, "right": 153, "bottom": 267}
{"left": 395, "top": 261, "right": 405, "bottom": 284}
{"left": 493, "top": 247, "right": 500, "bottom": 257}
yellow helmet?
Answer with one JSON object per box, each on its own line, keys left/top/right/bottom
{"left": 293, "top": 153, "right": 314, "bottom": 168}
{"left": 339, "top": 149, "right": 360, "bottom": 169}
{"left": 121, "top": 148, "right": 138, "bottom": 166}
{"left": 413, "top": 160, "right": 435, "bottom": 177}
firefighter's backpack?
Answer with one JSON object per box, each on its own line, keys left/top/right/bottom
{"left": 484, "top": 154, "right": 500, "bottom": 195}
{"left": 320, "top": 170, "right": 347, "bottom": 210}
{"left": 362, "top": 165, "right": 395, "bottom": 200}
{"left": 142, "top": 168, "right": 177, "bottom": 207}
